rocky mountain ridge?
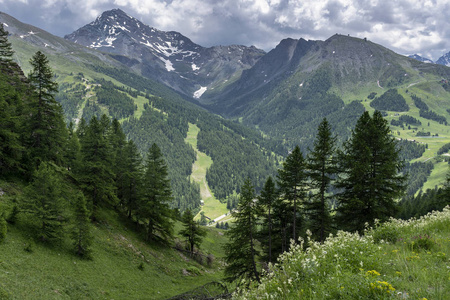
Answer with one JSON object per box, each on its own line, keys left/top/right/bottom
{"left": 64, "top": 8, "right": 265, "bottom": 98}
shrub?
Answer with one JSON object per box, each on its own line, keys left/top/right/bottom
{"left": 185, "top": 266, "right": 201, "bottom": 276}
{"left": 0, "top": 215, "right": 6, "bottom": 243}
{"left": 206, "top": 254, "right": 215, "bottom": 267}
{"left": 409, "top": 234, "right": 435, "bottom": 251}
{"left": 138, "top": 262, "right": 145, "bottom": 271}
{"left": 372, "top": 224, "right": 400, "bottom": 244}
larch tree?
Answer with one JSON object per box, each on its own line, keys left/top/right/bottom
{"left": 121, "top": 140, "right": 144, "bottom": 219}
{"left": 306, "top": 118, "right": 337, "bottom": 242}
{"left": 140, "top": 143, "right": 174, "bottom": 242}
{"left": 277, "top": 145, "right": 307, "bottom": 243}
{"left": 71, "top": 192, "right": 92, "bottom": 258}
{"left": 179, "top": 209, "right": 206, "bottom": 255}
{"left": 335, "top": 111, "right": 406, "bottom": 232}
{"left": 224, "top": 178, "right": 260, "bottom": 285}
{"left": 0, "top": 23, "right": 13, "bottom": 65}
{"left": 257, "top": 176, "right": 277, "bottom": 263}
{"left": 21, "top": 162, "right": 67, "bottom": 242}
{"left": 76, "top": 116, "right": 117, "bottom": 217}
{"left": 26, "top": 51, "right": 67, "bottom": 172}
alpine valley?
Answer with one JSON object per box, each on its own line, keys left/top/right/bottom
{"left": 1, "top": 7, "right": 450, "bottom": 299}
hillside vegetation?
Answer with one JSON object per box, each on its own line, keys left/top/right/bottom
{"left": 0, "top": 185, "right": 228, "bottom": 299}
{"left": 235, "top": 206, "right": 450, "bottom": 299}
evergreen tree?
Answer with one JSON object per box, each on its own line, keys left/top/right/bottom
{"left": 71, "top": 192, "right": 92, "bottom": 258}
{"left": 140, "top": 143, "right": 174, "bottom": 242}
{"left": 306, "top": 118, "right": 337, "bottom": 242}
{"left": 224, "top": 178, "right": 260, "bottom": 284}
{"left": 179, "top": 209, "right": 206, "bottom": 255}
{"left": 335, "top": 111, "right": 406, "bottom": 232}
{"left": 0, "top": 214, "right": 6, "bottom": 243}
{"left": 21, "top": 162, "right": 67, "bottom": 242}
{"left": 26, "top": 51, "right": 67, "bottom": 171}
{"left": 257, "top": 176, "right": 277, "bottom": 263}
{"left": 277, "top": 145, "right": 307, "bottom": 243}
{"left": 64, "top": 122, "right": 81, "bottom": 171}
{"left": 120, "top": 140, "right": 144, "bottom": 219}
{"left": 76, "top": 116, "right": 117, "bottom": 217}
{"left": 0, "top": 71, "right": 24, "bottom": 176}
{"left": 0, "top": 23, "right": 13, "bottom": 65}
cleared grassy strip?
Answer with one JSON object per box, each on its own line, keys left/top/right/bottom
{"left": 185, "top": 123, "right": 228, "bottom": 221}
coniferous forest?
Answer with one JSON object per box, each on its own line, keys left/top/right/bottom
{"left": 1, "top": 21, "right": 450, "bottom": 299}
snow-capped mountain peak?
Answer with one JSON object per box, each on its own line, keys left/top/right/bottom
{"left": 436, "top": 51, "right": 450, "bottom": 67}
{"left": 65, "top": 9, "right": 265, "bottom": 98}
{"left": 408, "top": 54, "right": 434, "bottom": 64}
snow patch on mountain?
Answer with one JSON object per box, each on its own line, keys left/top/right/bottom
{"left": 192, "top": 64, "right": 200, "bottom": 71}
{"left": 159, "top": 57, "right": 174, "bottom": 72}
{"left": 2, "top": 23, "right": 8, "bottom": 27}
{"left": 193, "top": 86, "right": 207, "bottom": 98}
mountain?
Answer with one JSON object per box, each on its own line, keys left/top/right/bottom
{"left": 65, "top": 8, "right": 265, "bottom": 98}
{"left": 408, "top": 54, "right": 434, "bottom": 64}
{"left": 436, "top": 51, "right": 450, "bottom": 67}
{"left": 1, "top": 10, "right": 282, "bottom": 214}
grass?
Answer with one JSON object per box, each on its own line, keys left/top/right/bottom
{"left": 0, "top": 181, "right": 229, "bottom": 299}
{"left": 235, "top": 206, "right": 450, "bottom": 299}
{"left": 185, "top": 123, "right": 229, "bottom": 221}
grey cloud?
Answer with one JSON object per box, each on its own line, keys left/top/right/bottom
{"left": 0, "top": 0, "right": 449, "bottom": 61}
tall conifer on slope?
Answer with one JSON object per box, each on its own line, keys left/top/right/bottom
{"left": 179, "top": 209, "right": 206, "bottom": 255}
{"left": 257, "top": 176, "right": 277, "bottom": 263}
{"left": 22, "top": 162, "right": 67, "bottom": 242}
{"left": 26, "top": 51, "right": 67, "bottom": 172}
{"left": 76, "top": 116, "right": 117, "bottom": 217}
{"left": 120, "top": 140, "right": 144, "bottom": 219}
{"left": 224, "top": 178, "right": 260, "bottom": 284}
{"left": 277, "top": 145, "right": 307, "bottom": 243}
{"left": 140, "top": 143, "right": 173, "bottom": 242}
{"left": 71, "top": 192, "right": 92, "bottom": 258}
{"left": 0, "top": 23, "right": 13, "bottom": 65}
{"left": 306, "top": 118, "right": 337, "bottom": 242}
{"left": 335, "top": 111, "right": 406, "bottom": 232}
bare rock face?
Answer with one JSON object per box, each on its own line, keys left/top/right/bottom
{"left": 65, "top": 9, "right": 265, "bottom": 98}
{"left": 436, "top": 51, "right": 450, "bottom": 67}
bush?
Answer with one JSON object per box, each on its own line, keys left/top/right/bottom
{"left": 409, "top": 234, "right": 435, "bottom": 251}
{"left": 185, "top": 266, "right": 201, "bottom": 276}
{"left": 372, "top": 223, "right": 400, "bottom": 244}
{"left": 0, "top": 215, "right": 7, "bottom": 243}
{"left": 206, "top": 254, "right": 215, "bottom": 267}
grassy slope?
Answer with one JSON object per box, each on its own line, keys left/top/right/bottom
{"left": 236, "top": 206, "right": 450, "bottom": 299}
{"left": 185, "top": 123, "right": 229, "bottom": 221}
{"left": 345, "top": 77, "right": 450, "bottom": 192}
{"left": 0, "top": 181, "right": 228, "bottom": 300}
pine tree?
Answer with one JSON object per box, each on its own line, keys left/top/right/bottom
{"left": 0, "top": 214, "right": 6, "bottom": 243}
{"left": 224, "top": 178, "right": 260, "bottom": 284}
{"left": 335, "top": 111, "right": 406, "bottom": 232}
{"left": 306, "top": 118, "right": 337, "bottom": 242}
{"left": 277, "top": 145, "right": 307, "bottom": 243}
{"left": 121, "top": 140, "right": 144, "bottom": 219}
{"left": 0, "top": 23, "right": 13, "bottom": 65}
{"left": 64, "top": 122, "right": 81, "bottom": 171}
{"left": 21, "top": 162, "right": 67, "bottom": 242}
{"left": 140, "top": 143, "right": 174, "bottom": 242}
{"left": 257, "top": 176, "right": 277, "bottom": 263}
{"left": 26, "top": 51, "right": 67, "bottom": 171}
{"left": 179, "top": 209, "right": 206, "bottom": 255}
{"left": 76, "top": 116, "right": 117, "bottom": 217}
{"left": 71, "top": 192, "right": 92, "bottom": 258}
{"left": 0, "top": 71, "right": 24, "bottom": 176}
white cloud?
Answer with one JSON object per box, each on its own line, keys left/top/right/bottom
{"left": 1, "top": 0, "right": 449, "bottom": 60}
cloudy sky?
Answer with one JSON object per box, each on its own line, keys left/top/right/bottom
{"left": 1, "top": 0, "right": 449, "bottom": 60}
